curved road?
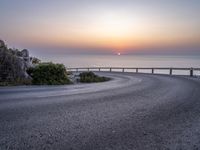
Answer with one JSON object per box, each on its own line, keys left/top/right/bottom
{"left": 0, "top": 72, "right": 200, "bottom": 150}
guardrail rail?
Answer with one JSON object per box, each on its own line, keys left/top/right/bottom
{"left": 67, "top": 67, "right": 200, "bottom": 77}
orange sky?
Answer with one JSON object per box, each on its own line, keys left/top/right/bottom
{"left": 0, "top": 0, "right": 200, "bottom": 54}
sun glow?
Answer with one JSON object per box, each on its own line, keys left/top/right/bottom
{"left": 96, "top": 13, "right": 134, "bottom": 37}
{"left": 7, "top": 8, "right": 199, "bottom": 54}
{"left": 83, "top": 12, "right": 139, "bottom": 49}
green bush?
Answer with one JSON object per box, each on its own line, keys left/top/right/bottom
{"left": 27, "top": 63, "right": 71, "bottom": 85}
{"left": 79, "top": 72, "right": 110, "bottom": 83}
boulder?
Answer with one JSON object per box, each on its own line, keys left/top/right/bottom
{"left": 0, "top": 40, "right": 5, "bottom": 48}
{"left": 0, "top": 40, "right": 34, "bottom": 83}
{"left": 21, "top": 49, "right": 29, "bottom": 57}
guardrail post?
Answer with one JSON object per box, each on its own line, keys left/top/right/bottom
{"left": 76, "top": 68, "right": 78, "bottom": 72}
{"left": 99, "top": 68, "right": 101, "bottom": 71}
{"left": 136, "top": 68, "right": 138, "bottom": 73}
{"left": 152, "top": 68, "right": 154, "bottom": 74}
{"left": 87, "top": 68, "right": 89, "bottom": 72}
{"left": 122, "top": 68, "right": 124, "bottom": 72}
{"left": 170, "top": 68, "right": 172, "bottom": 75}
{"left": 190, "top": 68, "right": 193, "bottom": 77}
{"left": 110, "top": 68, "right": 112, "bottom": 72}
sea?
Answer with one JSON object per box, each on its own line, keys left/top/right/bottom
{"left": 40, "top": 54, "right": 200, "bottom": 76}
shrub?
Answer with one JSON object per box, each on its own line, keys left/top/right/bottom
{"left": 79, "top": 72, "right": 110, "bottom": 83}
{"left": 27, "top": 62, "right": 71, "bottom": 85}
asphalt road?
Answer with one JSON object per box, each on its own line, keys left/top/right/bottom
{"left": 0, "top": 72, "right": 200, "bottom": 150}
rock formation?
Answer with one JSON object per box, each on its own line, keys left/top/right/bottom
{"left": 0, "top": 40, "right": 36, "bottom": 83}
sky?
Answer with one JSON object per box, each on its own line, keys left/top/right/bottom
{"left": 0, "top": 0, "right": 200, "bottom": 55}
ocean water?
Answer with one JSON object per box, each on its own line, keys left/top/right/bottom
{"left": 41, "top": 54, "right": 200, "bottom": 75}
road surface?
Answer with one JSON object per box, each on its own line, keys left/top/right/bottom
{"left": 0, "top": 72, "right": 200, "bottom": 150}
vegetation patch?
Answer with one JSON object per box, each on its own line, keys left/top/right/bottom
{"left": 27, "top": 62, "right": 71, "bottom": 85}
{"left": 79, "top": 71, "right": 110, "bottom": 83}
{"left": 0, "top": 78, "right": 32, "bottom": 86}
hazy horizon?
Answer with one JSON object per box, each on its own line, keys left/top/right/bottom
{"left": 0, "top": 0, "right": 200, "bottom": 56}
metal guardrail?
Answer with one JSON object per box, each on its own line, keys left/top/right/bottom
{"left": 67, "top": 67, "right": 200, "bottom": 77}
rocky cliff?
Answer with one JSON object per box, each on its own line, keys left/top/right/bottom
{"left": 0, "top": 40, "right": 35, "bottom": 83}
